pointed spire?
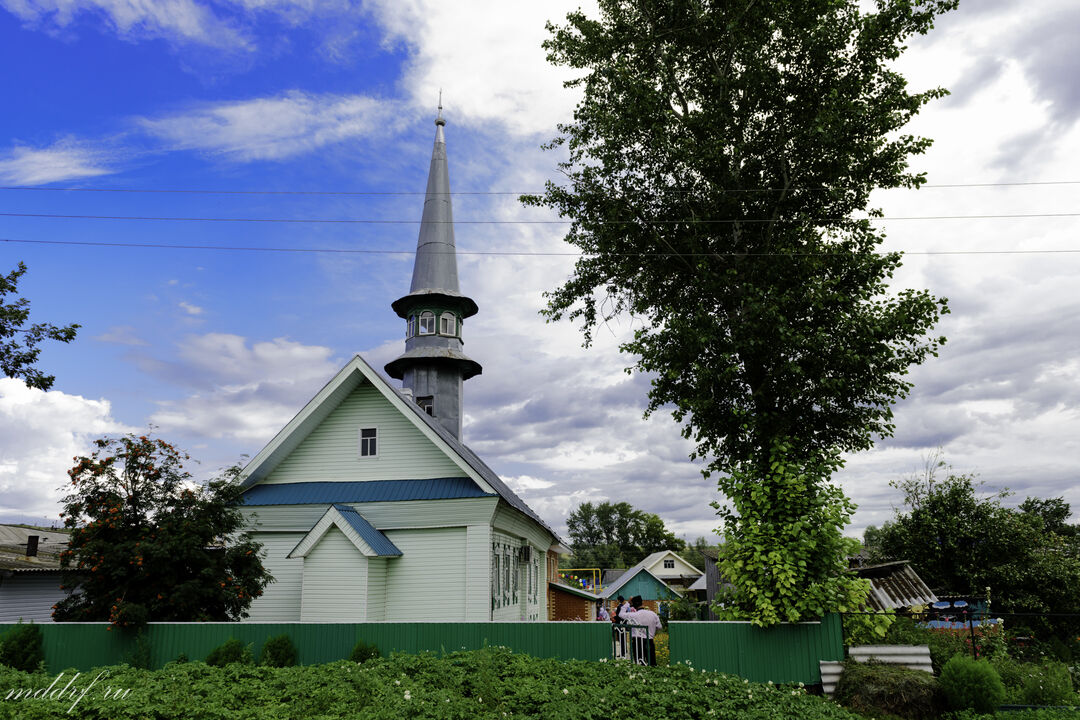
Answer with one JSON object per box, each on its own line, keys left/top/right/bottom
{"left": 409, "top": 103, "right": 458, "bottom": 295}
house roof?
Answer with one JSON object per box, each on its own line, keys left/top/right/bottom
{"left": 687, "top": 575, "right": 706, "bottom": 592}
{"left": 239, "top": 354, "right": 559, "bottom": 542}
{"left": 288, "top": 505, "right": 403, "bottom": 559}
{"left": 854, "top": 561, "right": 938, "bottom": 612}
{"left": 241, "top": 478, "right": 494, "bottom": 505}
{"left": 599, "top": 565, "right": 682, "bottom": 600}
{"left": 638, "top": 550, "right": 704, "bottom": 578}
{"left": 548, "top": 581, "right": 601, "bottom": 601}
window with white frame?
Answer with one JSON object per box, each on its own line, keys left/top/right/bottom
{"left": 418, "top": 311, "right": 435, "bottom": 334}
{"left": 407, "top": 315, "right": 415, "bottom": 338}
{"left": 358, "top": 427, "right": 377, "bottom": 457}
{"left": 439, "top": 312, "right": 456, "bottom": 336}
{"left": 663, "top": 559, "right": 675, "bottom": 569}
{"left": 416, "top": 396, "right": 434, "bottom": 416}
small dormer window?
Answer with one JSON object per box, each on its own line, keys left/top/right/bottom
{"left": 439, "top": 312, "right": 456, "bottom": 336}
{"left": 359, "top": 427, "right": 377, "bottom": 457}
{"left": 418, "top": 311, "right": 435, "bottom": 335}
{"left": 663, "top": 559, "right": 675, "bottom": 569}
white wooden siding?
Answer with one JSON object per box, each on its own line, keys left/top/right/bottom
{"left": 242, "top": 497, "right": 498, "bottom": 533}
{"left": 300, "top": 528, "right": 368, "bottom": 622}
{"left": 464, "top": 524, "right": 491, "bottom": 620}
{"left": 383, "top": 528, "right": 466, "bottom": 620}
{"left": 367, "top": 558, "right": 387, "bottom": 621}
{"left": 0, "top": 573, "right": 67, "bottom": 623}
{"left": 264, "top": 383, "right": 462, "bottom": 484}
{"left": 245, "top": 532, "right": 304, "bottom": 621}
{"left": 493, "top": 505, "right": 553, "bottom": 552}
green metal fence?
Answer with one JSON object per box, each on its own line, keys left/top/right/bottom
{"left": 667, "top": 613, "right": 843, "bottom": 684}
{"left": 0, "top": 622, "right": 612, "bottom": 672}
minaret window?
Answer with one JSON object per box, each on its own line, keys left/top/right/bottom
{"left": 407, "top": 315, "right": 415, "bottom": 338}
{"left": 416, "top": 395, "right": 434, "bottom": 415}
{"left": 418, "top": 311, "right": 435, "bottom": 335}
{"left": 439, "top": 312, "right": 456, "bottom": 336}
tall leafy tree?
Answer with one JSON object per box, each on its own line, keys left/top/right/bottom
{"left": 55, "top": 433, "right": 272, "bottom": 626}
{"left": 566, "top": 501, "right": 684, "bottom": 568}
{"left": 527, "top": 0, "right": 954, "bottom": 624}
{"left": 0, "top": 262, "right": 79, "bottom": 390}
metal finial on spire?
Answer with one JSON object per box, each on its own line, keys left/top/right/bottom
{"left": 436, "top": 90, "right": 445, "bottom": 126}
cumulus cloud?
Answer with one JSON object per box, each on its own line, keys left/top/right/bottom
{"left": 148, "top": 333, "right": 341, "bottom": 440}
{"left": 137, "top": 92, "right": 402, "bottom": 161}
{"left": 178, "top": 301, "right": 204, "bottom": 316}
{"left": 94, "top": 325, "right": 148, "bottom": 346}
{"left": 0, "top": 139, "right": 113, "bottom": 185}
{"left": 0, "top": 379, "right": 132, "bottom": 522}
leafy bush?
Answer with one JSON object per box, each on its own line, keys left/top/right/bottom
{"left": 126, "top": 629, "right": 152, "bottom": 669}
{"left": 260, "top": 634, "right": 297, "bottom": 667}
{"left": 205, "top": 637, "right": 252, "bottom": 667}
{"left": 1020, "top": 660, "right": 1075, "bottom": 707}
{"left": 939, "top": 654, "right": 1006, "bottom": 713}
{"left": 883, "top": 617, "right": 971, "bottom": 674}
{"left": 349, "top": 639, "right": 380, "bottom": 664}
{"left": 0, "top": 620, "right": 44, "bottom": 672}
{"left": 834, "top": 659, "right": 943, "bottom": 719}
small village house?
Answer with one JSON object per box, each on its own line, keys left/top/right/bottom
{"left": 0, "top": 525, "right": 71, "bottom": 623}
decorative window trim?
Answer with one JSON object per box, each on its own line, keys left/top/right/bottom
{"left": 358, "top": 426, "right": 378, "bottom": 458}
{"left": 663, "top": 559, "right": 675, "bottom": 569}
{"left": 439, "top": 312, "right": 456, "bottom": 336}
{"left": 418, "top": 311, "right": 435, "bottom": 335}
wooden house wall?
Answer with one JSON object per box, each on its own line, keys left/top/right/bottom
{"left": 383, "top": 527, "right": 466, "bottom": 620}
{"left": 0, "top": 573, "right": 67, "bottom": 623}
{"left": 300, "top": 528, "right": 368, "bottom": 622}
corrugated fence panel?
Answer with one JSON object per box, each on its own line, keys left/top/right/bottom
{"left": 668, "top": 614, "right": 843, "bottom": 684}
{"left": 0, "top": 622, "right": 610, "bottom": 672}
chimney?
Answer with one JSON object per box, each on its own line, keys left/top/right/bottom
{"left": 25, "top": 535, "right": 39, "bottom": 558}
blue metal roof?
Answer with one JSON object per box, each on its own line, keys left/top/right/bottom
{"left": 241, "top": 477, "right": 494, "bottom": 506}
{"left": 331, "top": 504, "right": 402, "bottom": 557}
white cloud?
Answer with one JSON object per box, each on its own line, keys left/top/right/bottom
{"left": 0, "top": 379, "right": 132, "bottom": 522}
{"left": 94, "top": 325, "right": 147, "bottom": 346}
{"left": 0, "top": 0, "right": 249, "bottom": 49}
{"left": 0, "top": 139, "right": 113, "bottom": 185}
{"left": 137, "top": 91, "right": 402, "bottom": 161}
{"left": 365, "top": 0, "right": 592, "bottom": 136}
{"left": 178, "top": 301, "right": 204, "bottom": 316}
{"left": 149, "top": 334, "right": 341, "bottom": 440}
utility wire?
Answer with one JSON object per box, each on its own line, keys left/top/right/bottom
{"left": 2, "top": 180, "right": 1080, "bottom": 195}
{"left": 5, "top": 237, "right": 1080, "bottom": 257}
{"left": 3, "top": 211, "right": 1080, "bottom": 224}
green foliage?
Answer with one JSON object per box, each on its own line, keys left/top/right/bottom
{"left": 0, "top": 261, "right": 80, "bottom": 391}
{"left": 527, "top": 0, "right": 953, "bottom": 628}
{"left": 349, "top": 639, "right": 380, "bottom": 664}
{"left": 843, "top": 611, "right": 897, "bottom": 647}
{"left": 882, "top": 616, "right": 985, "bottom": 675}
{"left": 834, "top": 659, "right": 943, "bottom": 720}
{"left": 260, "top": 634, "right": 298, "bottom": 668}
{"left": 939, "top": 654, "right": 1006, "bottom": 713}
{"left": 666, "top": 595, "right": 699, "bottom": 622}
{"left": 204, "top": 637, "right": 252, "bottom": 667}
{"left": 54, "top": 433, "right": 273, "bottom": 626}
{"left": 125, "top": 630, "right": 152, "bottom": 670}
{"left": 566, "top": 501, "right": 684, "bottom": 568}
{"left": 0, "top": 620, "right": 44, "bottom": 672}
{"left": 714, "top": 442, "right": 872, "bottom": 625}
{"left": 1016, "top": 660, "right": 1076, "bottom": 707}
{"left": 0, "top": 647, "right": 870, "bottom": 719}
{"left": 865, "top": 453, "right": 1080, "bottom": 642}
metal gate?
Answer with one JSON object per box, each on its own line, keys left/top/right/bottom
{"left": 611, "top": 622, "right": 654, "bottom": 665}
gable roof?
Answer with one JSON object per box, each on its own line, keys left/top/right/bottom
{"left": 599, "top": 565, "right": 682, "bottom": 599}
{"left": 242, "top": 478, "right": 493, "bottom": 505}
{"left": 288, "top": 505, "right": 402, "bottom": 558}
{"left": 639, "top": 550, "right": 704, "bottom": 578}
{"left": 239, "top": 354, "right": 559, "bottom": 541}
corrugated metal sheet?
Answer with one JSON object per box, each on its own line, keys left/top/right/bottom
{"left": 855, "top": 561, "right": 937, "bottom": 612}
{"left": 668, "top": 614, "right": 844, "bottom": 684}
{"left": 242, "top": 478, "right": 494, "bottom": 505}
{"left": 0, "top": 622, "right": 612, "bottom": 672}
{"left": 332, "top": 505, "right": 402, "bottom": 556}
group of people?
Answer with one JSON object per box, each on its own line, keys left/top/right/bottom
{"left": 599, "top": 594, "right": 661, "bottom": 666}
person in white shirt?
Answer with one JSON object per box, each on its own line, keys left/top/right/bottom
{"left": 596, "top": 601, "right": 610, "bottom": 621}
{"left": 628, "top": 595, "right": 661, "bottom": 666}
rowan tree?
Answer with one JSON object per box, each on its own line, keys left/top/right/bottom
{"left": 526, "top": 0, "right": 954, "bottom": 624}
{"left": 55, "top": 433, "right": 271, "bottom": 626}
{"left": 0, "top": 262, "right": 79, "bottom": 390}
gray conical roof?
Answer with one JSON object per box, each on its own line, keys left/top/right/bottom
{"left": 391, "top": 108, "right": 478, "bottom": 319}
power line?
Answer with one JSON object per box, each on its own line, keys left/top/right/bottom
{"left": 3, "top": 211, "right": 1080, "bottom": 224}
{"left": 5, "top": 237, "right": 1080, "bottom": 257}
{"left": 2, "top": 180, "right": 1080, "bottom": 196}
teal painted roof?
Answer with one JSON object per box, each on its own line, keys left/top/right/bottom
{"left": 331, "top": 504, "right": 402, "bottom": 556}
{"left": 242, "top": 478, "right": 494, "bottom": 505}
{"left": 600, "top": 566, "right": 680, "bottom": 600}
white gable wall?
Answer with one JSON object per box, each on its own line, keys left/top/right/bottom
{"left": 264, "top": 382, "right": 462, "bottom": 484}
{"left": 643, "top": 551, "right": 703, "bottom": 582}
{"left": 383, "top": 527, "right": 466, "bottom": 620}
{"left": 301, "top": 528, "right": 368, "bottom": 622}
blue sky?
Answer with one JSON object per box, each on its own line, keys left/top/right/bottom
{"left": 2, "top": 0, "right": 1080, "bottom": 542}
